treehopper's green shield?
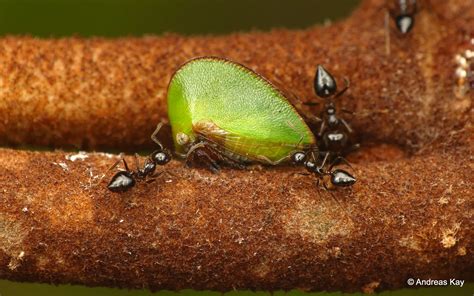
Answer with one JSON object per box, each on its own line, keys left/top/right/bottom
{"left": 167, "top": 57, "right": 315, "bottom": 164}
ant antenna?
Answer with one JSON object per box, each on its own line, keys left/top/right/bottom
{"left": 151, "top": 122, "right": 165, "bottom": 150}
{"left": 328, "top": 190, "right": 356, "bottom": 224}
{"left": 333, "top": 78, "right": 350, "bottom": 99}
{"left": 319, "top": 151, "right": 330, "bottom": 169}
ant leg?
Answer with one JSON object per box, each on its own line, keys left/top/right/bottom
{"left": 310, "top": 149, "right": 318, "bottom": 162}
{"left": 146, "top": 178, "right": 156, "bottom": 184}
{"left": 97, "top": 157, "right": 124, "bottom": 186}
{"left": 303, "top": 101, "right": 319, "bottom": 106}
{"left": 122, "top": 158, "right": 131, "bottom": 172}
{"left": 145, "top": 171, "right": 164, "bottom": 183}
{"left": 387, "top": 4, "right": 397, "bottom": 19}
{"left": 316, "top": 175, "right": 331, "bottom": 191}
{"left": 328, "top": 156, "right": 353, "bottom": 171}
{"left": 340, "top": 109, "right": 355, "bottom": 116}
{"left": 134, "top": 153, "right": 141, "bottom": 170}
{"left": 317, "top": 149, "right": 329, "bottom": 160}
{"left": 106, "top": 158, "right": 122, "bottom": 174}
{"left": 409, "top": 0, "right": 418, "bottom": 15}
{"left": 97, "top": 155, "right": 127, "bottom": 186}
{"left": 333, "top": 78, "right": 350, "bottom": 99}
{"left": 328, "top": 190, "right": 355, "bottom": 223}
{"left": 319, "top": 152, "right": 330, "bottom": 168}
{"left": 343, "top": 143, "right": 360, "bottom": 155}
{"left": 303, "top": 115, "right": 322, "bottom": 126}
{"left": 149, "top": 169, "right": 176, "bottom": 181}
{"left": 311, "top": 146, "right": 319, "bottom": 160}
{"left": 322, "top": 181, "right": 330, "bottom": 191}
{"left": 162, "top": 170, "right": 177, "bottom": 179}
{"left": 313, "top": 115, "right": 323, "bottom": 123}
{"left": 151, "top": 122, "right": 165, "bottom": 149}
{"left": 318, "top": 120, "right": 326, "bottom": 137}
{"left": 298, "top": 172, "right": 311, "bottom": 176}
{"left": 150, "top": 171, "right": 164, "bottom": 178}
{"left": 340, "top": 118, "right": 354, "bottom": 133}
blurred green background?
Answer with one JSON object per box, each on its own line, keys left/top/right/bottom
{"left": 0, "top": 280, "right": 472, "bottom": 296}
{"left": 0, "top": 0, "right": 359, "bottom": 37}
{"left": 0, "top": 0, "right": 472, "bottom": 295}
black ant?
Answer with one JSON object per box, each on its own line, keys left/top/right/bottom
{"left": 107, "top": 123, "right": 171, "bottom": 192}
{"left": 388, "top": 0, "right": 417, "bottom": 34}
{"left": 291, "top": 150, "right": 356, "bottom": 188}
{"left": 306, "top": 65, "right": 359, "bottom": 160}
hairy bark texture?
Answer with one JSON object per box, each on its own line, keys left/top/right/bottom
{"left": 0, "top": 0, "right": 473, "bottom": 293}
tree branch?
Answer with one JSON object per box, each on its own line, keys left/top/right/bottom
{"left": 0, "top": 0, "right": 472, "bottom": 293}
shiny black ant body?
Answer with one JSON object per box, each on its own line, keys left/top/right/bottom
{"left": 107, "top": 149, "right": 171, "bottom": 192}
{"left": 388, "top": 0, "right": 417, "bottom": 34}
{"left": 107, "top": 123, "right": 171, "bottom": 192}
{"left": 307, "top": 65, "right": 359, "bottom": 160}
{"left": 292, "top": 151, "right": 356, "bottom": 188}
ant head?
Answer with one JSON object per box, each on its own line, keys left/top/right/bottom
{"left": 395, "top": 14, "right": 414, "bottom": 34}
{"left": 330, "top": 169, "right": 356, "bottom": 187}
{"left": 151, "top": 149, "right": 171, "bottom": 166}
{"left": 314, "top": 65, "right": 337, "bottom": 98}
{"left": 291, "top": 151, "right": 307, "bottom": 165}
{"left": 107, "top": 171, "right": 136, "bottom": 192}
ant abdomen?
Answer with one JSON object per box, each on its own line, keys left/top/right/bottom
{"left": 389, "top": 0, "right": 417, "bottom": 34}
{"left": 108, "top": 171, "right": 136, "bottom": 192}
{"left": 330, "top": 169, "right": 356, "bottom": 187}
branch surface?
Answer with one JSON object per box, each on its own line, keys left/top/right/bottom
{"left": 0, "top": 0, "right": 473, "bottom": 293}
{"left": 0, "top": 1, "right": 470, "bottom": 152}
{"left": 0, "top": 147, "right": 472, "bottom": 292}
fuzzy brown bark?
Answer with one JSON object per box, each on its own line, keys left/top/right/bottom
{"left": 0, "top": 147, "right": 472, "bottom": 292}
{"left": 0, "top": 0, "right": 473, "bottom": 293}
